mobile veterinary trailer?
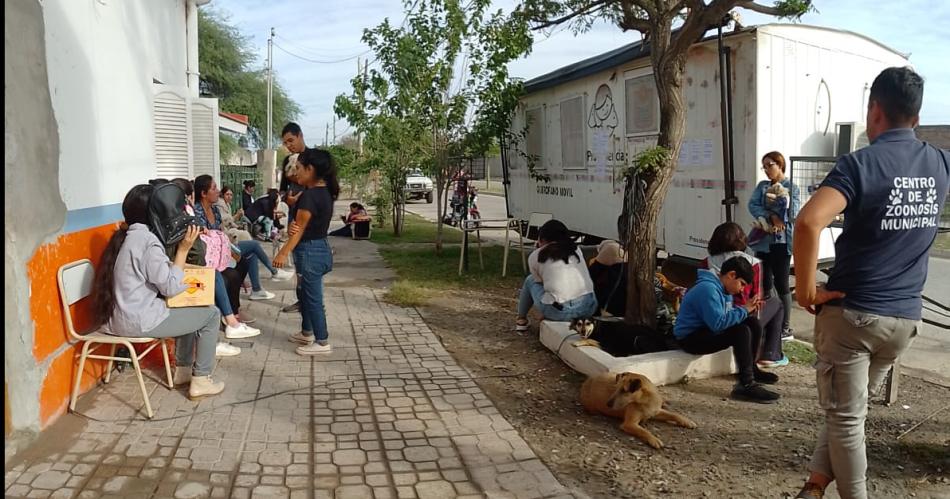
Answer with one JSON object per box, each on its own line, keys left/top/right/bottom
{"left": 506, "top": 24, "right": 909, "bottom": 263}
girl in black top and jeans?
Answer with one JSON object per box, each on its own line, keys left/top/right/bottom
{"left": 273, "top": 148, "right": 338, "bottom": 355}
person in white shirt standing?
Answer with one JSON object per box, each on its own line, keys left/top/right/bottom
{"left": 514, "top": 220, "right": 598, "bottom": 331}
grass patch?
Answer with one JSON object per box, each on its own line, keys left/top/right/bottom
{"left": 373, "top": 213, "right": 525, "bottom": 306}
{"left": 379, "top": 244, "right": 526, "bottom": 291}
{"left": 370, "top": 212, "right": 464, "bottom": 246}
{"left": 785, "top": 340, "right": 817, "bottom": 365}
{"left": 385, "top": 281, "right": 432, "bottom": 307}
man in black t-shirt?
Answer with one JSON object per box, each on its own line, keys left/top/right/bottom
{"left": 279, "top": 122, "right": 307, "bottom": 313}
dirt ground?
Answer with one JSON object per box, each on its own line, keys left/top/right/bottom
{"left": 414, "top": 287, "right": 950, "bottom": 499}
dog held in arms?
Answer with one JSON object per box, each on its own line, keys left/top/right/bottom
{"left": 580, "top": 371, "right": 697, "bottom": 449}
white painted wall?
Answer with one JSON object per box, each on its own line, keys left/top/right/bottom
{"left": 42, "top": 0, "right": 189, "bottom": 212}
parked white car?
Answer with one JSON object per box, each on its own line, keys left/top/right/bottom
{"left": 404, "top": 169, "right": 434, "bottom": 203}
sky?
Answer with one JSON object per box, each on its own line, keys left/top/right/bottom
{"left": 210, "top": 0, "right": 950, "bottom": 147}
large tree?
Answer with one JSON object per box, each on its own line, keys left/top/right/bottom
{"left": 198, "top": 9, "right": 300, "bottom": 149}
{"left": 336, "top": 0, "right": 532, "bottom": 246}
{"left": 518, "top": 0, "right": 812, "bottom": 326}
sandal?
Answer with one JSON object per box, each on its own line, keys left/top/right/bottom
{"left": 514, "top": 318, "right": 529, "bottom": 332}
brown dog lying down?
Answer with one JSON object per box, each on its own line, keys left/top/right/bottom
{"left": 580, "top": 372, "right": 696, "bottom": 449}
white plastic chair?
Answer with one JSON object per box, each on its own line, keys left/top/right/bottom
{"left": 58, "top": 260, "right": 173, "bottom": 419}
{"left": 502, "top": 212, "right": 553, "bottom": 277}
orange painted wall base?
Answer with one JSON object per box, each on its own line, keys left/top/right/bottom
{"left": 27, "top": 222, "right": 172, "bottom": 428}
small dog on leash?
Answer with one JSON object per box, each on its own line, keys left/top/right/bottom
{"left": 580, "top": 371, "right": 697, "bottom": 449}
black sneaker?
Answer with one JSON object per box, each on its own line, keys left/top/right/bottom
{"left": 754, "top": 369, "right": 779, "bottom": 385}
{"left": 731, "top": 382, "right": 780, "bottom": 404}
{"left": 281, "top": 301, "right": 300, "bottom": 313}
{"left": 781, "top": 328, "right": 794, "bottom": 342}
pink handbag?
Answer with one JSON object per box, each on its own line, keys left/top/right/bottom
{"left": 200, "top": 230, "right": 232, "bottom": 271}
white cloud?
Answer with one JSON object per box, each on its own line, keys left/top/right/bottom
{"left": 209, "top": 0, "right": 950, "bottom": 145}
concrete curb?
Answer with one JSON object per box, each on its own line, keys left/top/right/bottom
{"left": 538, "top": 321, "right": 737, "bottom": 386}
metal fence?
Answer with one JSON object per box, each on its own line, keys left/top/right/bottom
{"left": 788, "top": 156, "right": 844, "bottom": 227}
{"left": 220, "top": 164, "right": 263, "bottom": 213}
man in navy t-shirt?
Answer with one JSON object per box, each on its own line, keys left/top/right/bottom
{"left": 792, "top": 67, "right": 949, "bottom": 499}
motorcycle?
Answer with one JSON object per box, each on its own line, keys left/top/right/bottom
{"left": 442, "top": 182, "right": 479, "bottom": 227}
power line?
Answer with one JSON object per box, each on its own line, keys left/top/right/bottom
{"left": 273, "top": 42, "right": 371, "bottom": 64}
{"left": 274, "top": 34, "right": 370, "bottom": 60}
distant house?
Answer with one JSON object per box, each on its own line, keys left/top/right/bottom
{"left": 219, "top": 111, "right": 256, "bottom": 166}
{"left": 5, "top": 0, "right": 217, "bottom": 449}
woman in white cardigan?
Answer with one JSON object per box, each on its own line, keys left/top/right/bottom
{"left": 514, "top": 220, "right": 597, "bottom": 331}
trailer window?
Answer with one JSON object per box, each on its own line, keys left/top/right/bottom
{"left": 559, "top": 96, "right": 585, "bottom": 170}
{"left": 625, "top": 75, "right": 659, "bottom": 135}
{"left": 525, "top": 107, "right": 544, "bottom": 170}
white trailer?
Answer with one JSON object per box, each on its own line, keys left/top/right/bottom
{"left": 506, "top": 24, "right": 909, "bottom": 263}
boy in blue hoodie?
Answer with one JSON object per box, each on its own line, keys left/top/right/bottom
{"left": 674, "top": 256, "right": 780, "bottom": 403}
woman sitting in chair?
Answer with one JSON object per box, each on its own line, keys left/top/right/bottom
{"left": 514, "top": 219, "right": 598, "bottom": 331}
{"left": 92, "top": 184, "right": 224, "bottom": 400}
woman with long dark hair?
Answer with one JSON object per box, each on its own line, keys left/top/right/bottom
{"left": 92, "top": 184, "right": 224, "bottom": 400}
{"left": 194, "top": 175, "right": 292, "bottom": 294}
{"left": 274, "top": 148, "right": 339, "bottom": 355}
{"left": 514, "top": 220, "right": 597, "bottom": 331}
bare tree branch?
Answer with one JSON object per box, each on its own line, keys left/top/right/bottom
{"left": 737, "top": 0, "right": 786, "bottom": 16}
{"left": 528, "top": 0, "right": 611, "bottom": 31}
{"left": 628, "top": 0, "right": 659, "bottom": 19}
{"left": 618, "top": 1, "right": 653, "bottom": 33}
{"left": 665, "top": 0, "right": 734, "bottom": 60}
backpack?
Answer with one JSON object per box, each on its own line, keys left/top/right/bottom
{"left": 148, "top": 183, "right": 196, "bottom": 246}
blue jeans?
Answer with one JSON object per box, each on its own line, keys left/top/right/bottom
{"left": 236, "top": 240, "right": 276, "bottom": 292}
{"left": 293, "top": 238, "right": 333, "bottom": 342}
{"left": 213, "top": 271, "right": 233, "bottom": 316}
{"left": 517, "top": 275, "right": 598, "bottom": 321}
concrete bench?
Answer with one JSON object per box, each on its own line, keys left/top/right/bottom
{"left": 539, "top": 321, "right": 737, "bottom": 386}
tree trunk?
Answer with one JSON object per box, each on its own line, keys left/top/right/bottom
{"left": 624, "top": 40, "right": 690, "bottom": 328}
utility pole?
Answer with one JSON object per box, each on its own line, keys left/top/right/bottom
{"left": 332, "top": 118, "right": 336, "bottom": 146}
{"left": 325, "top": 124, "right": 329, "bottom": 146}
{"left": 266, "top": 27, "right": 274, "bottom": 150}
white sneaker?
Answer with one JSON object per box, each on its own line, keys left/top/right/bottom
{"left": 225, "top": 323, "right": 261, "bottom": 339}
{"left": 215, "top": 342, "right": 242, "bottom": 357}
{"left": 188, "top": 375, "right": 225, "bottom": 400}
{"left": 271, "top": 268, "right": 294, "bottom": 281}
{"left": 288, "top": 331, "right": 314, "bottom": 345}
{"left": 248, "top": 289, "right": 276, "bottom": 301}
{"left": 296, "top": 343, "right": 332, "bottom": 355}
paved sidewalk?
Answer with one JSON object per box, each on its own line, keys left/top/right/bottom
{"left": 5, "top": 237, "right": 583, "bottom": 499}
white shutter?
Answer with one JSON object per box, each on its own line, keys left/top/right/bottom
{"left": 191, "top": 97, "right": 220, "bottom": 181}
{"left": 559, "top": 96, "right": 585, "bottom": 169}
{"left": 153, "top": 89, "right": 192, "bottom": 179}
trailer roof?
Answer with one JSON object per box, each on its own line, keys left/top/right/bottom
{"left": 522, "top": 24, "right": 907, "bottom": 95}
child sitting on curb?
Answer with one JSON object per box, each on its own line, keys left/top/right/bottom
{"left": 674, "top": 256, "right": 781, "bottom": 404}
